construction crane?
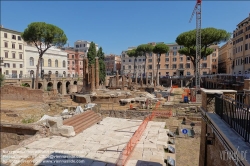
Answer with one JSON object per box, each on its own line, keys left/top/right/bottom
{"left": 189, "top": 0, "right": 202, "bottom": 101}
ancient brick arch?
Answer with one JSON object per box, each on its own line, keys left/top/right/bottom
{"left": 38, "top": 83, "right": 43, "bottom": 89}
{"left": 57, "top": 82, "right": 62, "bottom": 94}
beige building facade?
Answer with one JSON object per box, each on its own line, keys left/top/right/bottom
{"left": 232, "top": 13, "right": 250, "bottom": 75}
{"left": 0, "top": 26, "right": 25, "bottom": 78}
{"left": 121, "top": 42, "right": 219, "bottom": 77}
{"left": 218, "top": 40, "right": 233, "bottom": 74}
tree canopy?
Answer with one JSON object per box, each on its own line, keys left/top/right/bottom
{"left": 176, "top": 27, "right": 231, "bottom": 69}
{"left": 97, "top": 47, "right": 106, "bottom": 83}
{"left": 136, "top": 44, "right": 154, "bottom": 55}
{"left": 152, "top": 43, "right": 170, "bottom": 55}
{"left": 87, "top": 42, "right": 97, "bottom": 65}
{"left": 0, "top": 74, "right": 5, "bottom": 87}
{"left": 21, "top": 22, "right": 67, "bottom": 89}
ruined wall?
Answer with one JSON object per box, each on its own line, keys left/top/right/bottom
{"left": 199, "top": 119, "right": 236, "bottom": 166}
{"left": 0, "top": 126, "right": 38, "bottom": 149}
{"left": 93, "top": 109, "right": 151, "bottom": 119}
{"left": 1, "top": 85, "right": 44, "bottom": 102}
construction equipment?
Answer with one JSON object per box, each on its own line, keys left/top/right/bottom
{"left": 189, "top": 0, "right": 202, "bottom": 101}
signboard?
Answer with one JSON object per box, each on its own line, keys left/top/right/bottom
{"left": 182, "top": 129, "right": 188, "bottom": 134}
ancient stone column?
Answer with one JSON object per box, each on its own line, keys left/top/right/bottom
{"left": 170, "top": 79, "right": 172, "bottom": 87}
{"left": 181, "top": 80, "right": 183, "bottom": 88}
{"left": 43, "top": 79, "right": 47, "bottom": 91}
{"left": 116, "top": 71, "right": 119, "bottom": 87}
{"left": 53, "top": 79, "right": 57, "bottom": 90}
{"left": 140, "top": 73, "right": 143, "bottom": 86}
{"left": 82, "top": 59, "right": 86, "bottom": 87}
{"left": 62, "top": 81, "right": 67, "bottom": 95}
{"left": 146, "top": 72, "right": 148, "bottom": 86}
{"left": 122, "top": 75, "right": 125, "bottom": 90}
{"left": 91, "top": 64, "right": 95, "bottom": 92}
{"left": 128, "top": 75, "right": 131, "bottom": 87}
{"left": 95, "top": 57, "right": 99, "bottom": 89}
{"left": 135, "top": 73, "right": 138, "bottom": 85}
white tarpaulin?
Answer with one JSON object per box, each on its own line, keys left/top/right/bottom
{"left": 75, "top": 106, "right": 83, "bottom": 114}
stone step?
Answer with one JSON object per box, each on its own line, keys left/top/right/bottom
{"left": 63, "top": 110, "right": 102, "bottom": 134}
{"left": 63, "top": 110, "right": 93, "bottom": 125}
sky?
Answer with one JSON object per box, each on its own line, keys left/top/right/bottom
{"left": 1, "top": 1, "right": 250, "bottom": 55}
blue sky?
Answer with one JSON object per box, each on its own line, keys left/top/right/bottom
{"left": 1, "top": 1, "right": 250, "bottom": 55}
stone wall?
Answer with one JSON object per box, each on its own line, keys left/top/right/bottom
{"left": 0, "top": 125, "right": 38, "bottom": 149}
{"left": 93, "top": 109, "right": 151, "bottom": 119}
{"left": 1, "top": 85, "right": 44, "bottom": 102}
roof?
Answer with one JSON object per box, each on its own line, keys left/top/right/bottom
{"left": 0, "top": 27, "right": 22, "bottom": 34}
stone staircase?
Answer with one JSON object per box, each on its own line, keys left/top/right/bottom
{"left": 63, "top": 110, "right": 102, "bottom": 134}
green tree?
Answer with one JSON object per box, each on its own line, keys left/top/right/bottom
{"left": 0, "top": 73, "right": 5, "bottom": 87}
{"left": 136, "top": 44, "right": 154, "bottom": 77}
{"left": 97, "top": 47, "right": 106, "bottom": 84}
{"left": 87, "top": 42, "right": 97, "bottom": 65}
{"left": 153, "top": 43, "right": 169, "bottom": 86}
{"left": 22, "top": 22, "right": 67, "bottom": 89}
{"left": 176, "top": 27, "right": 231, "bottom": 73}
{"left": 127, "top": 49, "right": 140, "bottom": 78}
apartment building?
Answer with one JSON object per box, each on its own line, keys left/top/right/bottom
{"left": 121, "top": 42, "right": 219, "bottom": 77}
{"left": 0, "top": 26, "right": 25, "bottom": 78}
{"left": 218, "top": 40, "right": 233, "bottom": 74}
{"left": 232, "top": 13, "right": 250, "bottom": 75}
{"left": 104, "top": 54, "right": 121, "bottom": 75}
{"left": 25, "top": 45, "right": 67, "bottom": 77}
{"left": 62, "top": 48, "right": 85, "bottom": 77}
{"left": 74, "top": 40, "right": 98, "bottom": 53}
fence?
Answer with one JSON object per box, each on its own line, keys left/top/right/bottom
{"left": 215, "top": 94, "right": 250, "bottom": 143}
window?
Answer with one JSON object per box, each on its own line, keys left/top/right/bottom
{"left": 4, "top": 42, "right": 8, "bottom": 48}
{"left": 246, "top": 44, "right": 249, "bottom": 50}
{"left": 166, "top": 72, "right": 169, "bottom": 76}
{"left": 4, "top": 33, "right": 7, "bottom": 38}
{"left": 19, "top": 45, "right": 22, "bottom": 50}
{"left": 165, "top": 53, "right": 169, "bottom": 56}
{"left": 165, "top": 58, "right": 169, "bottom": 62}
{"left": 173, "top": 52, "right": 177, "bottom": 56}
{"left": 48, "top": 59, "right": 51, "bottom": 67}
{"left": 186, "top": 63, "right": 190, "bottom": 68}
{"left": 180, "top": 57, "right": 183, "bottom": 61}
{"left": 20, "top": 64, "right": 23, "bottom": 68}
{"left": 148, "top": 65, "right": 152, "bottom": 69}
{"left": 55, "top": 60, "right": 58, "bottom": 67}
{"left": 202, "top": 63, "right": 207, "bottom": 68}
{"left": 12, "top": 35, "right": 16, "bottom": 40}
{"left": 129, "top": 59, "right": 131, "bottom": 62}
{"left": 67, "top": 54, "right": 69, "bottom": 58}
{"left": 212, "top": 59, "right": 216, "bottom": 62}
{"left": 238, "top": 71, "right": 241, "bottom": 74}
{"left": 148, "top": 59, "right": 152, "bottom": 62}
{"left": 135, "top": 59, "right": 137, "bottom": 62}
{"left": 12, "top": 43, "right": 15, "bottom": 49}
{"left": 179, "top": 54, "right": 183, "bottom": 56}
{"left": 213, "top": 65, "right": 217, "bottom": 69}
{"left": 123, "top": 60, "right": 125, "bottom": 62}
{"left": 123, "top": 66, "right": 125, "bottom": 70}
{"left": 212, "top": 53, "right": 216, "bottom": 57}
{"left": 6, "top": 70, "right": 9, "bottom": 75}
{"left": 187, "top": 72, "right": 190, "bottom": 76}
{"left": 203, "top": 57, "right": 207, "bottom": 61}
{"left": 128, "top": 65, "right": 131, "bottom": 69}
{"left": 68, "top": 61, "right": 70, "bottom": 65}
{"left": 139, "top": 59, "right": 141, "bottom": 62}
{"left": 179, "top": 64, "right": 183, "bottom": 69}
{"left": 149, "top": 53, "right": 152, "bottom": 57}
{"left": 18, "top": 36, "right": 21, "bottom": 40}
{"left": 63, "top": 60, "right": 66, "bottom": 67}
{"left": 13, "top": 64, "right": 16, "bottom": 68}
{"left": 172, "top": 64, "right": 177, "bottom": 69}
{"left": 72, "top": 61, "right": 75, "bottom": 65}
{"left": 12, "top": 53, "right": 15, "bottom": 59}
{"left": 5, "top": 52, "right": 8, "bottom": 58}
{"left": 72, "top": 55, "right": 74, "bottom": 59}
{"left": 187, "top": 57, "right": 190, "bottom": 61}
{"left": 165, "top": 64, "right": 169, "bottom": 69}
{"left": 173, "top": 58, "right": 177, "bottom": 62}
{"left": 30, "top": 57, "right": 34, "bottom": 66}
{"left": 173, "top": 47, "right": 177, "bottom": 50}
{"left": 203, "top": 72, "right": 207, "bottom": 75}
{"left": 19, "top": 54, "right": 22, "bottom": 59}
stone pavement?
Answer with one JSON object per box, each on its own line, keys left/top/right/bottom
{"left": 1, "top": 117, "right": 172, "bottom": 166}
{"left": 127, "top": 121, "right": 174, "bottom": 166}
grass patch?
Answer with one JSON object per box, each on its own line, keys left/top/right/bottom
{"left": 22, "top": 118, "right": 35, "bottom": 124}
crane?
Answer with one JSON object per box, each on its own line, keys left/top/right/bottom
{"left": 189, "top": 0, "right": 202, "bottom": 101}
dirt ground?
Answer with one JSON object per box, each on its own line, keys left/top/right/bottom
{"left": 0, "top": 100, "right": 61, "bottom": 124}
{"left": 165, "top": 116, "right": 201, "bottom": 166}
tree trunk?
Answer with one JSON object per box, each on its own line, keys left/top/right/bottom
{"left": 35, "top": 57, "right": 41, "bottom": 89}
{"left": 156, "top": 54, "right": 160, "bottom": 86}
{"left": 133, "top": 57, "right": 137, "bottom": 78}
{"left": 144, "top": 53, "right": 147, "bottom": 78}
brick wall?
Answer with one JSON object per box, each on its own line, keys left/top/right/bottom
{"left": 1, "top": 85, "right": 44, "bottom": 102}
{"left": 199, "top": 119, "right": 236, "bottom": 166}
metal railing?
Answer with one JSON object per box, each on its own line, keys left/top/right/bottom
{"left": 215, "top": 94, "right": 250, "bottom": 143}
